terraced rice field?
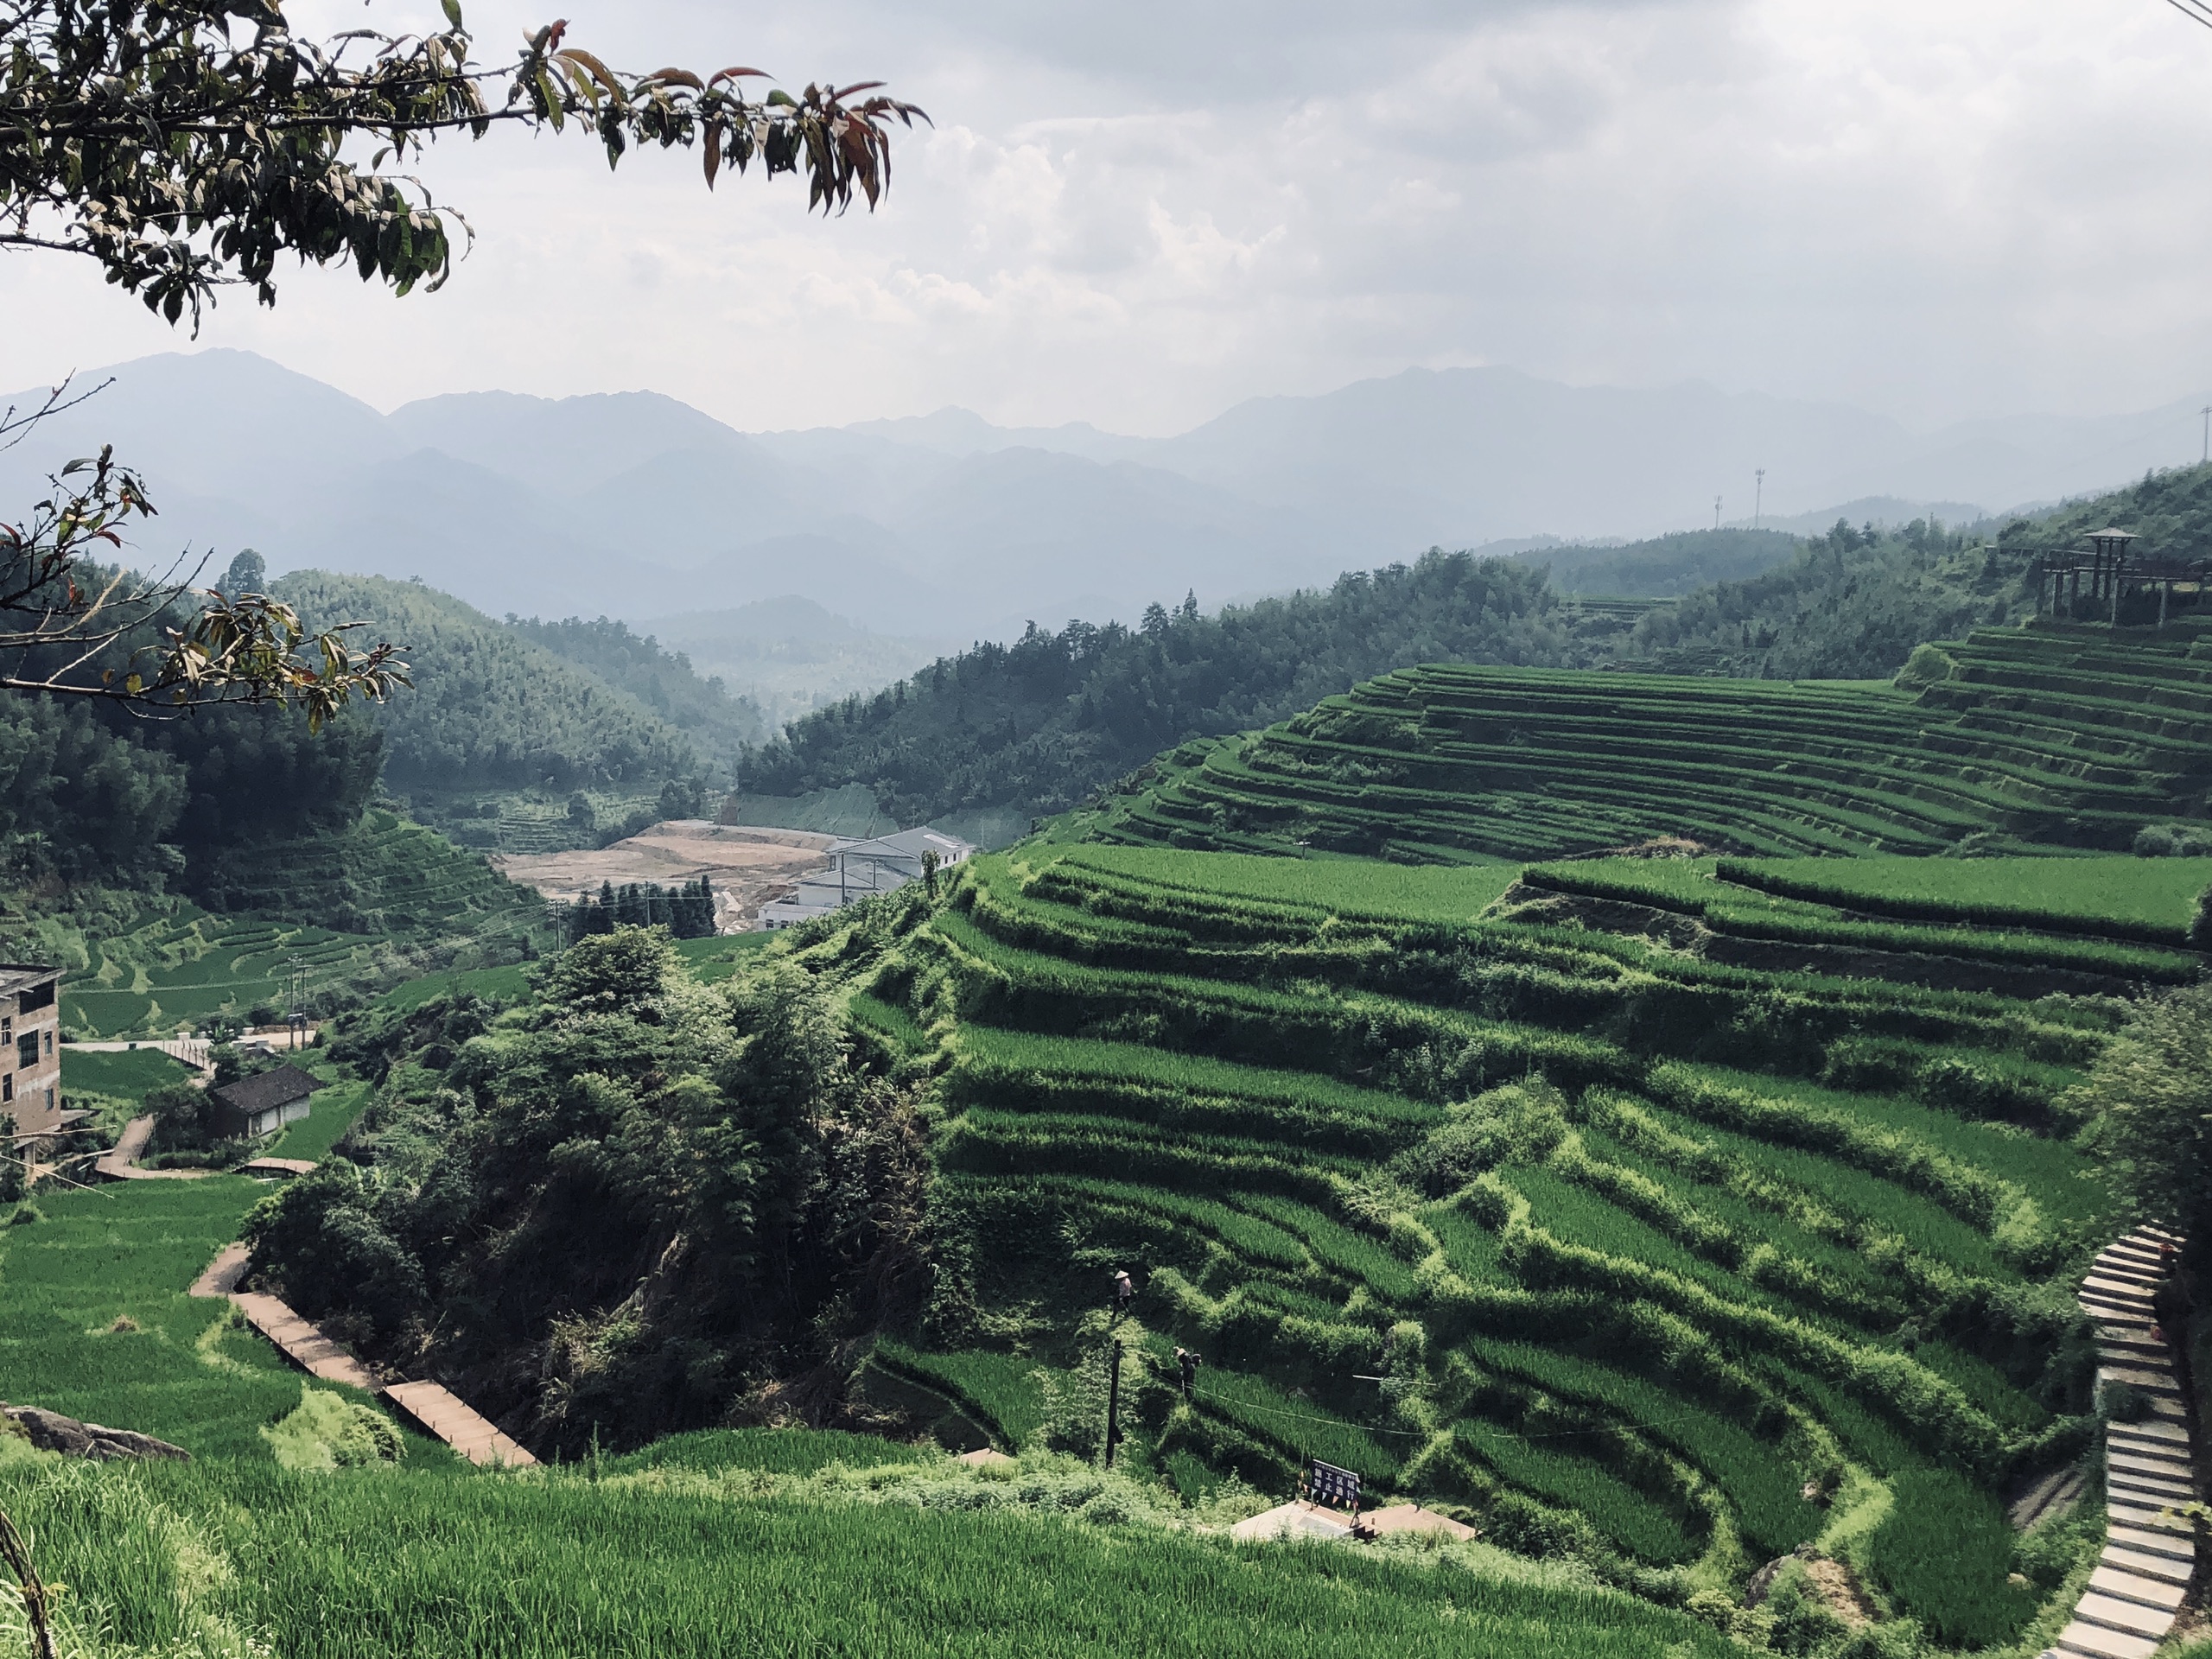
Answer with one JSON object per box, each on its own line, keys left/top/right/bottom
{"left": 59, "top": 813, "right": 545, "bottom": 1039}
{"left": 866, "top": 842, "right": 2143, "bottom": 1643}
{"left": 1084, "top": 620, "right": 2212, "bottom": 861}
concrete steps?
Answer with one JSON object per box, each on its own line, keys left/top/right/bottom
{"left": 2056, "top": 1225, "right": 2197, "bottom": 1659}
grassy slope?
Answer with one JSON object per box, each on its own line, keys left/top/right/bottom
{"left": 1085, "top": 622, "right": 2212, "bottom": 861}
{"left": 0, "top": 1180, "right": 391, "bottom": 1459}
{"left": 5, "top": 1451, "right": 1738, "bottom": 1659}
{"left": 0, "top": 1180, "right": 1735, "bottom": 1659}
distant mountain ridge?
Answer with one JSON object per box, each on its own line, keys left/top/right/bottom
{"left": 2, "top": 349, "right": 2205, "bottom": 641}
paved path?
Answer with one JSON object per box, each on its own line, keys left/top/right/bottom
{"left": 229, "top": 1293, "right": 385, "bottom": 1392}
{"left": 383, "top": 1382, "right": 537, "bottom": 1468}
{"left": 2053, "top": 1223, "right": 2196, "bottom": 1659}
{"left": 188, "top": 1240, "right": 536, "bottom": 1468}
{"left": 92, "top": 1116, "right": 209, "bottom": 1182}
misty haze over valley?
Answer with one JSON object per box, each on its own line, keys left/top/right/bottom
{"left": 7, "top": 346, "right": 2208, "bottom": 700}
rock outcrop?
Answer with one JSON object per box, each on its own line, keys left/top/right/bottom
{"left": 2, "top": 1405, "right": 190, "bottom": 1461}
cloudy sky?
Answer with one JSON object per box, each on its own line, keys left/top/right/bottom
{"left": 3, "top": 0, "right": 2209, "bottom": 435}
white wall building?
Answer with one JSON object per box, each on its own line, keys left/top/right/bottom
{"left": 759, "top": 827, "right": 976, "bottom": 930}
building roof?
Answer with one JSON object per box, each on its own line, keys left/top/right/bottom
{"left": 0, "top": 964, "right": 60, "bottom": 997}
{"left": 209, "top": 1064, "right": 318, "bottom": 1118}
{"left": 829, "top": 826, "right": 975, "bottom": 861}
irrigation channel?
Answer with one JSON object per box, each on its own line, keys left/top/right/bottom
{"left": 2053, "top": 1224, "right": 2197, "bottom": 1659}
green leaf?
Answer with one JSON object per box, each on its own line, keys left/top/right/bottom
{"left": 442, "top": 0, "right": 464, "bottom": 28}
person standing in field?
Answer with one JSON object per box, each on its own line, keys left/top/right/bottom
{"left": 1113, "top": 1268, "right": 1134, "bottom": 1314}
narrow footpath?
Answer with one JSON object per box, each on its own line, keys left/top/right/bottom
{"left": 93, "top": 1116, "right": 208, "bottom": 1182}
{"left": 2053, "top": 1224, "right": 2196, "bottom": 1659}
{"left": 191, "top": 1244, "right": 536, "bottom": 1468}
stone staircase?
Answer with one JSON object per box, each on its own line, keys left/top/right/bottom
{"left": 2053, "top": 1224, "right": 2196, "bottom": 1659}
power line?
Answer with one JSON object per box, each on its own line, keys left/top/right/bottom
{"left": 2164, "top": 0, "right": 2212, "bottom": 29}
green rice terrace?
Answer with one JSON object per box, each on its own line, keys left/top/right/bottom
{"left": 836, "top": 840, "right": 2210, "bottom": 1653}
{"left": 1084, "top": 620, "right": 2212, "bottom": 861}
{"left": 20, "top": 810, "right": 546, "bottom": 1040}
{"left": 0, "top": 1172, "right": 1741, "bottom": 1659}
{"left": 3, "top": 775, "right": 2206, "bottom": 1656}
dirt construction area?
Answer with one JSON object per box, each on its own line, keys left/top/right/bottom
{"left": 492, "top": 820, "right": 834, "bottom": 931}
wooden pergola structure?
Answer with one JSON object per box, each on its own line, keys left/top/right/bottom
{"left": 2035, "top": 527, "right": 2211, "bottom": 626}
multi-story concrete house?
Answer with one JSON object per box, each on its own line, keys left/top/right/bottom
{"left": 0, "top": 965, "right": 61, "bottom": 1138}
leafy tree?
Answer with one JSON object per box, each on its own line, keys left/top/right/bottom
{"left": 248, "top": 938, "right": 931, "bottom": 1451}
{"left": 219, "top": 550, "right": 269, "bottom": 598}
{"left": 2081, "top": 987, "right": 2212, "bottom": 1241}
{"left": 1, "top": 0, "right": 920, "bottom": 715}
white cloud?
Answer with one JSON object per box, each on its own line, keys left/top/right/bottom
{"left": 3, "top": 0, "right": 2209, "bottom": 435}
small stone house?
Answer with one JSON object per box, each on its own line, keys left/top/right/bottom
{"left": 208, "top": 1065, "right": 318, "bottom": 1141}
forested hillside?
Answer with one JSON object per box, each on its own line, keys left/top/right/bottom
{"left": 1519, "top": 527, "right": 1804, "bottom": 597}
{"left": 739, "top": 554, "right": 1572, "bottom": 828}
{"left": 0, "top": 690, "right": 384, "bottom": 889}
{"left": 275, "top": 573, "right": 702, "bottom": 796}
{"left": 739, "top": 466, "right": 2212, "bottom": 832}
{"left": 503, "top": 614, "right": 766, "bottom": 760}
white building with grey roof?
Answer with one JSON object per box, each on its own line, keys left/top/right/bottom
{"left": 758, "top": 827, "right": 976, "bottom": 930}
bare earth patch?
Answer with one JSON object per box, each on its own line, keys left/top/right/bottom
{"left": 492, "top": 820, "right": 835, "bottom": 931}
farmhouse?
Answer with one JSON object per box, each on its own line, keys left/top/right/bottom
{"left": 208, "top": 1065, "right": 319, "bottom": 1141}
{"left": 758, "top": 826, "right": 976, "bottom": 930}
{"left": 0, "top": 965, "right": 63, "bottom": 1137}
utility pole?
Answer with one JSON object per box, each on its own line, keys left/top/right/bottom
{"left": 1103, "top": 1340, "right": 1123, "bottom": 1469}
{"left": 1753, "top": 469, "right": 1765, "bottom": 530}
{"left": 2202, "top": 404, "right": 2209, "bottom": 466}
{"left": 1713, "top": 494, "right": 1723, "bottom": 531}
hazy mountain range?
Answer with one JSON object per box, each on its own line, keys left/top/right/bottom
{"left": 2, "top": 348, "right": 2202, "bottom": 643}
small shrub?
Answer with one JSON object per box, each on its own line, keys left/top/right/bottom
{"left": 2102, "top": 1381, "right": 2153, "bottom": 1423}
{"left": 9, "top": 1203, "right": 42, "bottom": 1226}
{"left": 2137, "top": 823, "right": 2212, "bottom": 858}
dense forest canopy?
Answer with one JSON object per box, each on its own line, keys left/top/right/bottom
{"left": 740, "top": 554, "right": 1567, "bottom": 828}
{"left": 276, "top": 574, "right": 702, "bottom": 794}
{"left": 248, "top": 925, "right": 931, "bottom": 1451}
{"left": 1518, "top": 527, "right": 1803, "bottom": 598}
{"left": 504, "top": 616, "right": 766, "bottom": 766}
{"left": 738, "top": 465, "right": 2212, "bottom": 832}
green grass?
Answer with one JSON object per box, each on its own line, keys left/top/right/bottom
{"left": 59, "top": 1046, "right": 197, "bottom": 1103}
{"left": 874, "top": 1343, "right": 1050, "bottom": 1450}
{"left": 1453, "top": 1419, "right": 1699, "bottom": 1564}
{"left": 1681, "top": 1064, "right": 2111, "bottom": 1228}
{"left": 265, "top": 1076, "right": 373, "bottom": 1164}
{"left": 0, "top": 1180, "right": 396, "bottom": 1459}
{"left": 1054, "top": 844, "right": 1522, "bottom": 922}
{"left": 2, "top": 1454, "right": 1742, "bottom": 1659}
{"left": 601, "top": 1426, "right": 938, "bottom": 1476}
{"left": 1633, "top": 1090, "right": 2018, "bottom": 1281}
{"left": 1720, "top": 855, "right": 2212, "bottom": 943}
{"left": 1194, "top": 1364, "right": 1408, "bottom": 1483}
{"left": 1230, "top": 1195, "right": 1421, "bottom": 1302}
{"left": 377, "top": 962, "right": 537, "bottom": 1014}
{"left": 1463, "top": 1336, "right": 1820, "bottom": 1557}
{"left": 1865, "top": 1466, "right": 2039, "bottom": 1647}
